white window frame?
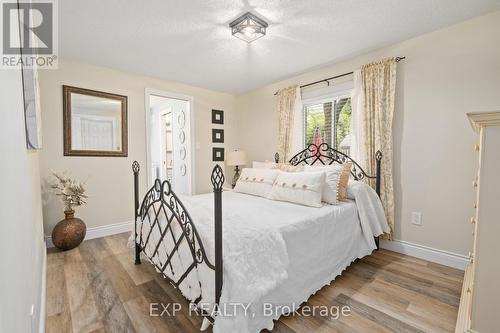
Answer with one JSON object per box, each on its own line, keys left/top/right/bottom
{"left": 301, "top": 83, "right": 353, "bottom": 150}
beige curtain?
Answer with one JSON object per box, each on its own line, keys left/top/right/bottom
{"left": 276, "top": 86, "right": 298, "bottom": 162}
{"left": 355, "top": 58, "right": 397, "bottom": 238}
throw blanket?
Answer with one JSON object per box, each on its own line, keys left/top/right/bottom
{"left": 347, "top": 180, "right": 391, "bottom": 244}
{"left": 179, "top": 194, "right": 290, "bottom": 333}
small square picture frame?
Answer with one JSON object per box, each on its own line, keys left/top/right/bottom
{"left": 212, "top": 128, "right": 224, "bottom": 143}
{"left": 212, "top": 147, "right": 225, "bottom": 162}
{"left": 212, "top": 109, "right": 224, "bottom": 124}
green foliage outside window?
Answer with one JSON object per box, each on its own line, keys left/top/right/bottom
{"left": 305, "top": 110, "right": 325, "bottom": 145}
{"left": 304, "top": 98, "right": 351, "bottom": 149}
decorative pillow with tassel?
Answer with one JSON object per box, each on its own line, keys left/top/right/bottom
{"left": 303, "top": 163, "right": 352, "bottom": 203}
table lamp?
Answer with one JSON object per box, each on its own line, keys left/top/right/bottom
{"left": 226, "top": 150, "right": 247, "bottom": 188}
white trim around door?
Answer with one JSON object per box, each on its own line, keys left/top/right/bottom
{"left": 144, "top": 88, "right": 196, "bottom": 195}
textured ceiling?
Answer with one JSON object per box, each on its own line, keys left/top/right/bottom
{"left": 59, "top": 0, "right": 500, "bottom": 94}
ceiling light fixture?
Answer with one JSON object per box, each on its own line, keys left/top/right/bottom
{"left": 229, "top": 12, "right": 268, "bottom": 43}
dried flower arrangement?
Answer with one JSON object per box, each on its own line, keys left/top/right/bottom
{"left": 51, "top": 172, "right": 88, "bottom": 212}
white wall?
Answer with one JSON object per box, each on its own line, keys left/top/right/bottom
{"left": 0, "top": 67, "right": 45, "bottom": 332}
{"left": 38, "top": 60, "right": 238, "bottom": 234}
{"left": 236, "top": 11, "right": 500, "bottom": 256}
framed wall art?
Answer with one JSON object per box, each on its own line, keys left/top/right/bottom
{"left": 212, "top": 147, "right": 225, "bottom": 162}
{"left": 212, "top": 109, "right": 224, "bottom": 124}
{"left": 212, "top": 128, "right": 224, "bottom": 143}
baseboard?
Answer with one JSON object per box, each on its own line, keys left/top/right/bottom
{"left": 380, "top": 239, "right": 469, "bottom": 270}
{"left": 39, "top": 246, "right": 47, "bottom": 333}
{"left": 45, "top": 220, "right": 133, "bottom": 248}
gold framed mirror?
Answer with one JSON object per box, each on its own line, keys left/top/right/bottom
{"left": 63, "top": 85, "right": 128, "bottom": 157}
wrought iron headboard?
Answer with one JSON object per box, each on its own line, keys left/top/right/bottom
{"left": 276, "top": 143, "right": 382, "bottom": 196}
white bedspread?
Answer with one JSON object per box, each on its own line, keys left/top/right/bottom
{"left": 135, "top": 181, "right": 389, "bottom": 333}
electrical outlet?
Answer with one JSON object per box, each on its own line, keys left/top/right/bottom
{"left": 411, "top": 212, "right": 422, "bottom": 226}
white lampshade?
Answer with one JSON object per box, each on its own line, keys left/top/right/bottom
{"left": 226, "top": 150, "right": 247, "bottom": 166}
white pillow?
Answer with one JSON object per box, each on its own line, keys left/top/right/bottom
{"left": 304, "top": 163, "right": 354, "bottom": 202}
{"left": 253, "top": 161, "right": 307, "bottom": 173}
{"left": 319, "top": 171, "right": 340, "bottom": 205}
{"left": 252, "top": 161, "right": 277, "bottom": 169}
{"left": 234, "top": 168, "right": 279, "bottom": 198}
{"left": 303, "top": 164, "right": 342, "bottom": 204}
{"left": 278, "top": 164, "right": 304, "bottom": 172}
{"left": 268, "top": 171, "right": 325, "bottom": 207}
{"left": 303, "top": 163, "right": 343, "bottom": 173}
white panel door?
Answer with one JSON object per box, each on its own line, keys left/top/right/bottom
{"left": 170, "top": 99, "right": 191, "bottom": 195}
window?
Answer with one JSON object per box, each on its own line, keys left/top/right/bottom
{"left": 303, "top": 95, "right": 352, "bottom": 154}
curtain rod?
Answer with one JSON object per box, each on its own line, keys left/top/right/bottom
{"left": 274, "top": 56, "right": 405, "bottom": 95}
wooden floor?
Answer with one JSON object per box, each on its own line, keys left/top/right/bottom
{"left": 46, "top": 233, "right": 463, "bottom": 333}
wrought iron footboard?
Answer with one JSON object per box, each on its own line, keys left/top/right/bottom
{"left": 132, "top": 161, "right": 225, "bottom": 318}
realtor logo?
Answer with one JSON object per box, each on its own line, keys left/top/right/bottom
{"left": 1, "top": 0, "right": 58, "bottom": 68}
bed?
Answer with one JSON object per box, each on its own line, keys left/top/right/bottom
{"left": 131, "top": 143, "right": 389, "bottom": 333}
